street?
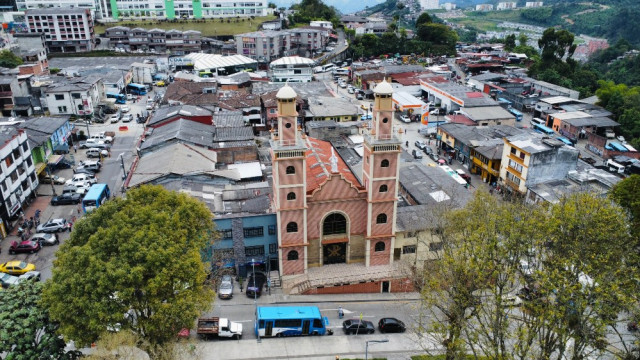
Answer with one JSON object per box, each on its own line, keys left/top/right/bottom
{"left": 0, "top": 88, "right": 152, "bottom": 281}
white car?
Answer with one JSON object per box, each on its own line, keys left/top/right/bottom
{"left": 90, "top": 133, "right": 113, "bottom": 144}
{"left": 65, "top": 173, "right": 97, "bottom": 186}
{"left": 37, "top": 218, "right": 68, "bottom": 233}
{"left": 400, "top": 115, "right": 411, "bottom": 123}
{"left": 80, "top": 139, "right": 105, "bottom": 149}
{"left": 66, "top": 180, "right": 92, "bottom": 192}
{"left": 120, "top": 105, "right": 130, "bottom": 113}
{"left": 126, "top": 94, "right": 134, "bottom": 101}
{"left": 109, "top": 114, "right": 120, "bottom": 123}
{"left": 146, "top": 103, "right": 155, "bottom": 110}
{"left": 122, "top": 114, "right": 133, "bottom": 123}
{"left": 30, "top": 233, "right": 58, "bottom": 246}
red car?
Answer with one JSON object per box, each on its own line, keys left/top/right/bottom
{"left": 9, "top": 240, "right": 41, "bottom": 255}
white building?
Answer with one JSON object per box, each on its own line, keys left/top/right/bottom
{"left": 420, "top": 0, "right": 439, "bottom": 10}
{"left": 270, "top": 56, "right": 315, "bottom": 83}
{"left": 525, "top": 2, "right": 544, "bottom": 7}
{"left": 44, "top": 76, "right": 104, "bottom": 116}
{"left": 0, "top": 126, "right": 37, "bottom": 232}
{"left": 475, "top": 4, "right": 494, "bottom": 11}
{"left": 310, "top": 20, "right": 332, "bottom": 30}
{"left": 441, "top": 2, "right": 456, "bottom": 10}
{"left": 25, "top": 8, "right": 95, "bottom": 53}
{"left": 496, "top": 2, "right": 517, "bottom": 10}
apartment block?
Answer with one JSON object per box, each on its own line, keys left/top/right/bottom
{"left": 496, "top": 2, "right": 517, "bottom": 10}
{"left": 235, "top": 28, "right": 328, "bottom": 61}
{"left": 110, "top": 0, "right": 267, "bottom": 20}
{"left": 105, "top": 26, "right": 201, "bottom": 54}
{"left": 25, "top": 8, "right": 95, "bottom": 53}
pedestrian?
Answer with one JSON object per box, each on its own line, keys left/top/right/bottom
{"left": 67, "top": 222, "right": 73, "bottom": 232}
{"left": 73, "top": 144, "right": 77, "bottom": 153}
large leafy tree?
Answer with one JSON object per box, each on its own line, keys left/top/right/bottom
{"left": 0, "top": 50, "right": 23, "bottom": 69}
{"left": 538, "top": 28, "right": 577, "bottom": 63}
{"left": 42, "top": 185, "right": 216, "bottom": 357}
{"left": 0, "top": 281, "right": 81, "bottom": 360}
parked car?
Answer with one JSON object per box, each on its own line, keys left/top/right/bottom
{"left": 109, "top": 114, "right": 120, "bottom": 123}
{"left": 63, "top": 181, "right": 90, "bottom": 195}
{"left": 75, "top": 160, "right": 101, "bottom": 173}
{"left": 0, "top": 272, "right": 19, "bottom": 288}
{"left": 18, "top": 271, "right": 41, "bottom": 283}
{"left": 429, "top": 152, "right": 439, "bottom": 162}
{"left": 356, "top": 93, "right": 364, "bottom": 100}
{"left": 30, "top": 233, "right": 58, "bottom": 246}
{"left": 126, "top": 94, "right": 134, "bottom": 101}
{"left": 41, "top": 174, "right": 66, "bottom": 185}
{"left": 120, "top": 105, "right": 130, "bottom": 113}
{"left": 412, "top": 149, "right": 423, "bottom": 160}
{"left": 361, "top": 114, "right": 372, "bottom": 121}
{"left": 122, "top": 114, "right": 133, "bottom": 123}
{"left": 218, "top": 281, "right": 234, "bottom": 299}
{"left": 66, "top": 173, "right": 97, "bottom": 185}
{"left": 9, "top": 240, "right": 41, "bottom": 255}
{"left": 342, "top": 319, "right": 375, "bottom": 334}
{"left": 347, "top": 87, "right": 355, "bottom": 94}
{"left": 246, "top": 271, "right": 267, "bottom": 298}
{"left": 378, "top": 318, "right": 406, "bottom": 333}
{"left": 74, "top": 167, "right": 97, "bottom": 176}
{"left": 36, "top": 218, "right": 68, "bottom": 233}
{"left": 0, "top": 260, "right": 36, "bottom": 275}
{"left": 86, "top": 148, "right": 109, "bottom": 158}
{"left": 414, "top": 141, "right": 427, "bottom": 150}
{"left": 423, "top": 147, "right": 433, "bottom": 155}
{"left": 400, "top": 114, "right": 411, "bottom": 123}
{"left": 80, "top": 139, "right": 105, "bottom": 149}
{"left": 146, "top": 103, "right": 155, "bottom": 110}
{"left": 51, "top": 193, "right": 82, "bottom": 206}
{"left": 90, "top": 133, "right": 113, "bottom": 144}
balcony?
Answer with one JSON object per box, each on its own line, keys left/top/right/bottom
{"left": 0, "top": 91, "right": 12, "bottom": 98}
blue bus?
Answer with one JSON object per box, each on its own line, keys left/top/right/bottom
{"left": 106, "top": 92, "right": 126, "bottom": 104}
{"left": 508, "top": 107, "right": 523, "bottom": 122}
{"left": 127, "top": 83, "right": 147, "bottom": 95}
{"left": 556, "top": 137, "right": 574, "bottom": 146}
{"left": 82, "top": 184, "right": 111, "bottom": 213}
{"left": 255, "top": 306, "right": 329, "bottom": 338}
{"left": 533, "top": 123, "right": 555, "bottom": 135}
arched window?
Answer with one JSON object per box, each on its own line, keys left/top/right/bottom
{"left": 286, "top": 166, "right": 295, "bottom": 174}
{"left": 379, "top": 184, "right": 388, "bottom": 193}
{"left": 381, "top": 159, "right": 390, "bottom": 168}
{"left": 375, "top": 241, "right": 385, "bottom": 252}
{"left": 287, "top": 192, "right": 296, "bottom": 200}
{"left": 287, "top": 250, "right": 299, "bottom": 260}
{"left": 376, "top": 213, "right": 387, "bottom": 224}
{"left": 323, "top": 213, "right": 347, "bottom": 235}
{"left": 382, "top": 117, "right": 389, "bottom": 123}
{"left": 286, "top": 222, "right": 298, "bottom": 233}
{"left": 285, "top": 122, "right": 292, "bottom": 128}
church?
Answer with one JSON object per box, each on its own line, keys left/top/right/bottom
{"left": 270, "top": 81, "right": 403, "bottom": 285}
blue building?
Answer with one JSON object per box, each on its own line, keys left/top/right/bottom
{"left": 211, "top": 213, "right": 278, "bottom": 278}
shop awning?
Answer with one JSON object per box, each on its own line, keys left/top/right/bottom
{"left": 35, "top": 162, "right": 47, "bottom": 175}
{"left": 47, "top": 154, "right": 63, "bottom": 165}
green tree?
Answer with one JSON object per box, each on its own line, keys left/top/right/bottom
{"left": 538, "top": 28, "right": 577, "bottom": 63}
{"left": 42, "top": 185, "right": 216, "bottom": 357}
{"left": 0, "top": 281, "right": 81, "bottom": 360}
{"left": 611, "top": 174, "right": 640, "bottom": 237}
{"left": 518, "top": 33, "right": 528, "bottom": 46}
{"left": 0, "top": 50, "right": 23, "bottom": 68}
{"left": 416, "top": 12, "right": 432, "bottom": 27}
{"left": 504, "top": 34, "right": 516, "bottom": 51}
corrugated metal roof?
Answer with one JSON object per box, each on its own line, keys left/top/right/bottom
{"left": 185, "top": 53, "right": 257, "bottom": 71}
{"left": 270, "top": 56, "right": 315, "bottom": 66}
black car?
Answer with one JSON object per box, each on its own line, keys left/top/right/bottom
{"left": 246, "top": 271, "right": 267, "bottom": 298}
{"left": 343, "top": 319, "right": 375, "bottom": 335}
{"left": 378, "top": 317, "right": 406, "bottom": 333}
{"left": 51, "top": 193, "right": 82, "bottom": 205}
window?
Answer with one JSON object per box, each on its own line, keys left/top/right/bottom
{"left": 22, "top": 142, "right": 28, "bottom": 152}
{"left": 511, "top": 147, "right": 517, "bottom": 155}
{"left": 269, "top": 108, "right": 276, "bottom": 114}
{"left": 275, "top": 319, "right": 300, "bottom": 327}
{"left": 54, "top": 94, "right": 64, "bottom": 100}
{"left": 323, "top": 213, "right": 347, "bottom": 235}
{"left": 376, "top": 213, "right": 387, "bottom": 224}
{"left": 506, "top": 171, "right": 521, "bottom": 185}
{"left": 374, "top": 241, "right": 385, "bottom": 252}
{"left": 221, "top": 229, "right": 233, "bottom": 239}
{"left": 380, "top": 159, "right": 389, "bottom": 167}
{"left": 508, "top": 159, "right": 523, "bottom": 173}
{"left": 287, "top": 250, "right": 299, "bottom": 261}
{"left": 4, "top": 155, "right": 13, "bottom": 168}
{"left": 382, "top": 117, "right": 388, "bottom": 123}
{"left": 57, "top": 106, "right": 67, "bottom": 113}
{"left": 285, "top": 122, "right": 292, "bottom": 128}
{"left": 71, "top": 93, "right": 81, "bottom": 99}
{"left": 287, "top": 192, "right": 296, "bottom": 200}
{"left": 245, "top": 245, "right": 264, "bottom": 256}
{"left": 429, "top": 242, "right": 443, "bottom": 251}
{"left": 519, "top": 152, "right": 525, "bottom": 160}
{"left": 402, "top": 245, "right": 416, "bottom": 254}
{"left": 269, "top": 243, "right": 277, "bottom": 254}
{"left": 286, "top": 166, "right": 295, "bottom": 174}
{"left": 379, "top": 184, "right": 388, "bottom": 193}
{"left": 243, "top": 227, "right": 264, "bottom": 238}
{"left": 268, "top": 225, "right": 276, "bottom": 235}
{"left": 286, "top": 222, "right": 298, "bottom": 233}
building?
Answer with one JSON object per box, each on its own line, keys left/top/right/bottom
{"left": 305, "top": 96, "right": 360, "bottom": 122}
{"left": 270, "top": 56, "right": 315, "bottom": 83}
{"left": 104, "top": 26, "right": 130, "bottom": 47}
{"left": 420, "top": 0, "right": 439, "bottom": 9}
{"left": 43, "top": 76, "right": 103, "bottom": 116}
{"left": 162, "top": 81, "right": 217, "bottom": 106}
{"left": 0, "top": 126, "right": 37, "bottom": 237}
{"left": 525, "top": 2, "right": 544, "bottom": 8}
{"left": 235, "top": 30, "right": 291, "bottom": 62}
{"left": 310, "top": 20, "right": 332, "bottom": 29}
{"left": 271, "top": 81, "right": 401, "bottom": 289}
{"left": 184, "top": 53, "right": 258, "bottom": 76}
{"left": 13, "top": 33, "right": 49, "bottom": 76}
{"left": 441, "top": 2, "right": 456, "bottom": 10}
{"left": 496, "top": 2, "right": 517, "bottom": 10}
{"left": 475, "top": 4, "right": 494, "bottom": 11}
{"left": 18, "top": 116, "right": 74, "bottom": 171}
{"left": 0, "top": 76, "right": 24, "bottom": 117}
{"left": 500, "top": 132, "right": 580, "bottom": 194}
{"left": 16, "top": 0, "right": 106, "bottom": 19}
{"left": 25, "top": 8, "right": 95, "bottom": 53}
{"left": 109, "top": 0, "right": 267, "bottom": 20}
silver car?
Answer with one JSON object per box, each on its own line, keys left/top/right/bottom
{"left": 30, "top": 233, "right": 59, "bottom": 246}
{"left": 218, "top": 275, "right": 234, "bottom": 299}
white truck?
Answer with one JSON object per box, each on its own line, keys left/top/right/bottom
{"left": 197, "top": 317, "right": 243, "bottom": 340}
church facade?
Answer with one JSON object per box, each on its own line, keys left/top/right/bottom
{"left": 270, "top": 81, "right": 402, "bottom": 277}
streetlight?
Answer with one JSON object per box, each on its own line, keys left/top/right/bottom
{"left": 118, "top": 153, "right": 127, "bottom": 180}
{"left": 252, "top": 258, "right": 261, "bottom": 343}
{"left": 365, "top": 339, "right": 389, "bottom": 360}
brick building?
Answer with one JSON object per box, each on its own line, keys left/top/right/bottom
{"left": 270, "top": 81, "right": 401, "bottom": 280}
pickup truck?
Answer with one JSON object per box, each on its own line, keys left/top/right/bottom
{"left": 197, "top": 317, "right": 242, "bottom": 340}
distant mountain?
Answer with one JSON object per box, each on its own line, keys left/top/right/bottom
{"left": 272, "top": 0, "right": 387, "bottom": 14}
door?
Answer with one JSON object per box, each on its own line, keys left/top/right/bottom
{"left": 382, "top": 281, "right": 390, "bottom": 293}
{"left": 323, "top": 243, "right": 346, "bottom": 265}
{"left": 302, "top": 320, "right": 310, "bottom": 335}
{"left": 265, "top": 321, "right": 273, "bottom": 337}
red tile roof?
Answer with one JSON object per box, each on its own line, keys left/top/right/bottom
{"left": 446, "top": 114, "right": 476, "bottom": 126}
{"left": 305, "top": 137, "right": 363, "bottom": 193}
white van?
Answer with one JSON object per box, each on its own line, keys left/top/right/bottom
{"left": 606, "top": 159, "right": 626, "bottom": 174}
{"left": 530, "top": 118, "right": 545, "bottom": 126}
{"left": 86, "top": 148, "right": 108, "bottom": 158}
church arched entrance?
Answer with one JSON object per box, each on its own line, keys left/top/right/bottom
{"left": 322, "top": 213, "right": 348, "bottom": 265}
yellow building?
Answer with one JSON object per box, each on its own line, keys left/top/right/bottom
{"left": 470, "top": 141, "right": 502, "bottom": 184}
{"left": 307, "top": 96, "right": 360, "bottom": 122}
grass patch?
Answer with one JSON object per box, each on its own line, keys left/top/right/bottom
{"left": 412, "top": 355, "right": 490, "bottom": 360}
{"left": 95, "top": 16, "right": 277, "bottom": 37}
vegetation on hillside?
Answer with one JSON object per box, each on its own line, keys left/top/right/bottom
{"left": 0, "top": 49, "right": 23, "bottom": 68}
{"left": 288, "top": 0, "right": 339, "bottom": 27}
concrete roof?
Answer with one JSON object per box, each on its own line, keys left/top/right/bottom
{"left": 539, "top": 96, "right": 582, "bottom": 105}
{"left": 507, "top": 132, "right": 567, "bottom": 154}
{"left": 227, "top": 162, "right": 262, "bottom": 180}
{"left": 252, "top": 81, "right": 332, "bottom": 98}
{"left": 439, "top": 123, "right": 524, "bottom": 145}
{"left": 529, "top": 167, "right": 621, "bottom": 204}
{"left": 562, "top": 116, "right": 619, "bottom": 128}
{"left": 0, "top": 126, "right": 21, "bottom": 149}
{"left": 463, "top": 106, "right": 515, "bottom": 122}
{"left": 26, "top": 8, "right": 88, "bottom": 15}
{"left": 549, "top": 111, "right": 591, "bottom": 120}
{"left": 43, "top": 76, "right": 100, "bottom": 93}
{"left": 307, "top": 97, "right": 360, "bottom": 117}
{"left": 129, "top": 142, "right": 219, "bottom": 187}
{"left": 140, "top": 118, "right": 215, "bottom": 152}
